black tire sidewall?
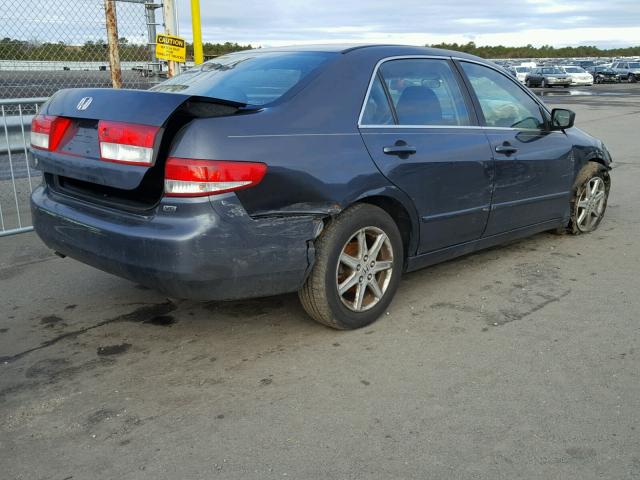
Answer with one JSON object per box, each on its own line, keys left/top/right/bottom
{"left": 322, "top": 207, "right": 404, "bottom": 329}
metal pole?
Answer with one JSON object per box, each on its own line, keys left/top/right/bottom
{"left": 191, "top": 0, "right": 204, "bottom": 65}
{"left": 162, "top": 0, "right": 178, "bottom": 77}
{"left": 104, "top": 0, "right": 123, "bottom": 88}
{"left": 144, "top": 3, "right": 160, "bottom": 76}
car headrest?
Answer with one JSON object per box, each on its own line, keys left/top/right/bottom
{"left": 395, "top": 86, "right": 443, "bottom": 125}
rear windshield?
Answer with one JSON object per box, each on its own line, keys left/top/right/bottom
{"left": 151, "top": 51, "right": 336, "bottom": 105}
{"left": 542, "top": 68, "right": 564, "bottom": 74}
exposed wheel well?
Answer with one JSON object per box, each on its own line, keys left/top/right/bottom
{"left": 356, "top": 196, "right": 414, "bottom": 259}
{"left": 588, "top": 157, "right": 609, "bottom": 170}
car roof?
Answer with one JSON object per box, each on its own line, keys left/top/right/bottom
{"left": 236, "top": 44, "right": 491, "bottom": 63}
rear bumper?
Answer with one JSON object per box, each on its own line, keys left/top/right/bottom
{"left": 31, "top": 185, "right": 322, "bottom": 300}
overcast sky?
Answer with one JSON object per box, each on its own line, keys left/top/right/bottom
{"left": 174, "top": 0, "right": 640, "bottom": 48}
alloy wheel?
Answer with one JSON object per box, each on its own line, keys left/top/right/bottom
{"left": 336, "top": 226, "right": 394, "bottom": 312}
{"left": 576, "top": 177, "right": 607, "bottom": 232}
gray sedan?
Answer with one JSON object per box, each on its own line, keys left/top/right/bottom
{"left": 525, "top": 67, "right": 572, "bottom": 88}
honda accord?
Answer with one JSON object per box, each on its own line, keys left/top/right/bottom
{"left": 30, "top": 45, "right": 612, "bottom": 329}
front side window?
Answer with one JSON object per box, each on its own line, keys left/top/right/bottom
{"left": 152, "top": 51, "right": 336, "bottom": 106}
{"left": 364, "top": 58, "right": 471, "bottom": 126}
{"left": 460, "top": 62, "right": 545, "bottom": 130}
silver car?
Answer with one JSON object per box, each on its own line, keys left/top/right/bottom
{"left": 611, "top": 61, "right": 640, "bottom": 83}
{"left": 525, "top": 67, "right": 572, "bottom": 88}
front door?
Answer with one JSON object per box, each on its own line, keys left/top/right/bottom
{"left": 359, "top": 58, "right": 494, "bottom": 254}
{"left": 457, "top": 61, "right": 574, "bottom": 236}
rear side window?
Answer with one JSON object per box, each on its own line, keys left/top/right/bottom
{"left": 460, "top": 62, "right": 545, "bottom": 130}
{"left": 361, "top": 76, "right": 394, "bottom": 125}
{"left": 151, "top": 51, "right": 336, "bottom": 106}
{"left": 377, "top": 59, "right": 471, "bottom": 126}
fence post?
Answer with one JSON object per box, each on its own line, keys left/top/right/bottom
{"left": 104, "top": 0, "right": 123, "bottom": 88}
{"left": 144, "top": 3, "right": 162, "bottom": 77}
{"left": 162, "top": 0, "right": 178, "bottom": 77}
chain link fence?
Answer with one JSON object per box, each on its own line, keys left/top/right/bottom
{"left": 0, "top": 0, "right": 165, "bottom": 100}
{"left": 0, "top": 0, "right": 167, "bottom": 235}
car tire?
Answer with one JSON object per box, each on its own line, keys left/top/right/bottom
{"left": 541, "top": 79, "right": 548, "bottom": 88}
{"left": 563, "top": 84, "right": 569, "bottom": 88}
{"left": 629, "top": 74, "right": 637, "bottom": 83}
{"left": 557, "top": 162, "right": 611, "bottom": 235}
{"left": 299, "top": 203, "right": 404, "bottom": 329}
{"left": 525, "top": 79, "right": 531, "bottom": 88}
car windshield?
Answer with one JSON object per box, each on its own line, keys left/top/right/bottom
{"left": 151, "top": 51, "right": 336, "bottom": 105}
{"left": 542, "top": 68, "right": 564, "bottom": 74}
{"left": 564, "top": 67, "right": 586, "bottom": 73}
{"left": 629, "top": 62, "right": 640, "bottom": 68}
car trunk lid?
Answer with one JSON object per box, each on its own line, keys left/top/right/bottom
{"left": 33, "top": 88, "right": 191, "bottom": 190}
{"left": 32, "top": 88, "right": 249, "bottom": 211}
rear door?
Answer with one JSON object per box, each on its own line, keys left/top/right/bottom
{"left": 359, "top": 57, "right": 494, "bottom": 254}
{"left": 457, "top": 61, "right": 574, "bottom": 236}
{"left": 529, "top": 68, "right": 541, "bottom": 85}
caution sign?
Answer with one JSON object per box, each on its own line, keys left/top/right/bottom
{"left": 155, "top": 34, "right": 186, "bottom": 62}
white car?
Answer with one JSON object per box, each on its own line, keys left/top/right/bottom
{"left": 509, "top": 66, "right": 531, "bottom": 84}
{"left": 561, "top": 66, "right": 594, "bottom": 86}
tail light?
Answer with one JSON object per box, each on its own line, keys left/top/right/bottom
{"left": 164, "top": 157, "right": 267, "bottom": 197}
{"left": 30, "top": 115, "right": 72, "bottom": 151}
{"left": 98, "top": 120, "right": 159, "bottom": 165}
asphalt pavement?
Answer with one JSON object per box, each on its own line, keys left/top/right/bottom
{"left": 1, "top": 86, "right": 639, "bottom": 479}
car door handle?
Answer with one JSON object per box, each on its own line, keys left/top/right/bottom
{"left": 495, "top": 145, "right": 518, "bottom": 155}
{"left": 383, "top": 145, "right": 417, "bottom": 156}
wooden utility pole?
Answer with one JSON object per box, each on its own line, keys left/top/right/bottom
{"left": 162, "top": 0, "right": 178, "bottom": 77}
{"left": 104, "top": 0, "right": 123, "bottom": 88}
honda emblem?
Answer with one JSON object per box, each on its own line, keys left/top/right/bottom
{"left": 76, "top": 96, "right": 93, "bottom": 111}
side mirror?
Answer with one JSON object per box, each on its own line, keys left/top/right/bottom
{"left": 551, "top": 108, "right": 575, "bottom": 130}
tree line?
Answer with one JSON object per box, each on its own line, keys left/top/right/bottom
{"left": 428, "top": 41, "right": 640, "bottom": 58}
{"left": 0, "top": 38, "right": 252, "bottom": 62}
{"left": 2, "top": 37, "right": 639, "bottom": 62}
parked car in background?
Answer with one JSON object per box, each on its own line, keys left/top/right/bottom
{"left": 30, "top": 45, "right": 613, "bottom": 329}
{"left": 576, "top": 60, "right": 595, "bottom": 70}
{"left": 611, "top": 61, "right": 640, "bottom": 82}
{"left": 525, "top": 67, "right": 572, "bottom": 88}
{"left": 587, "top": 66, "right": 620, "bottom": 84}
{"left": 508, "top": 66, "right": 531, "bottom": 84}
{"left": 560, "top": 66, "right": 593, "bottom": 86}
